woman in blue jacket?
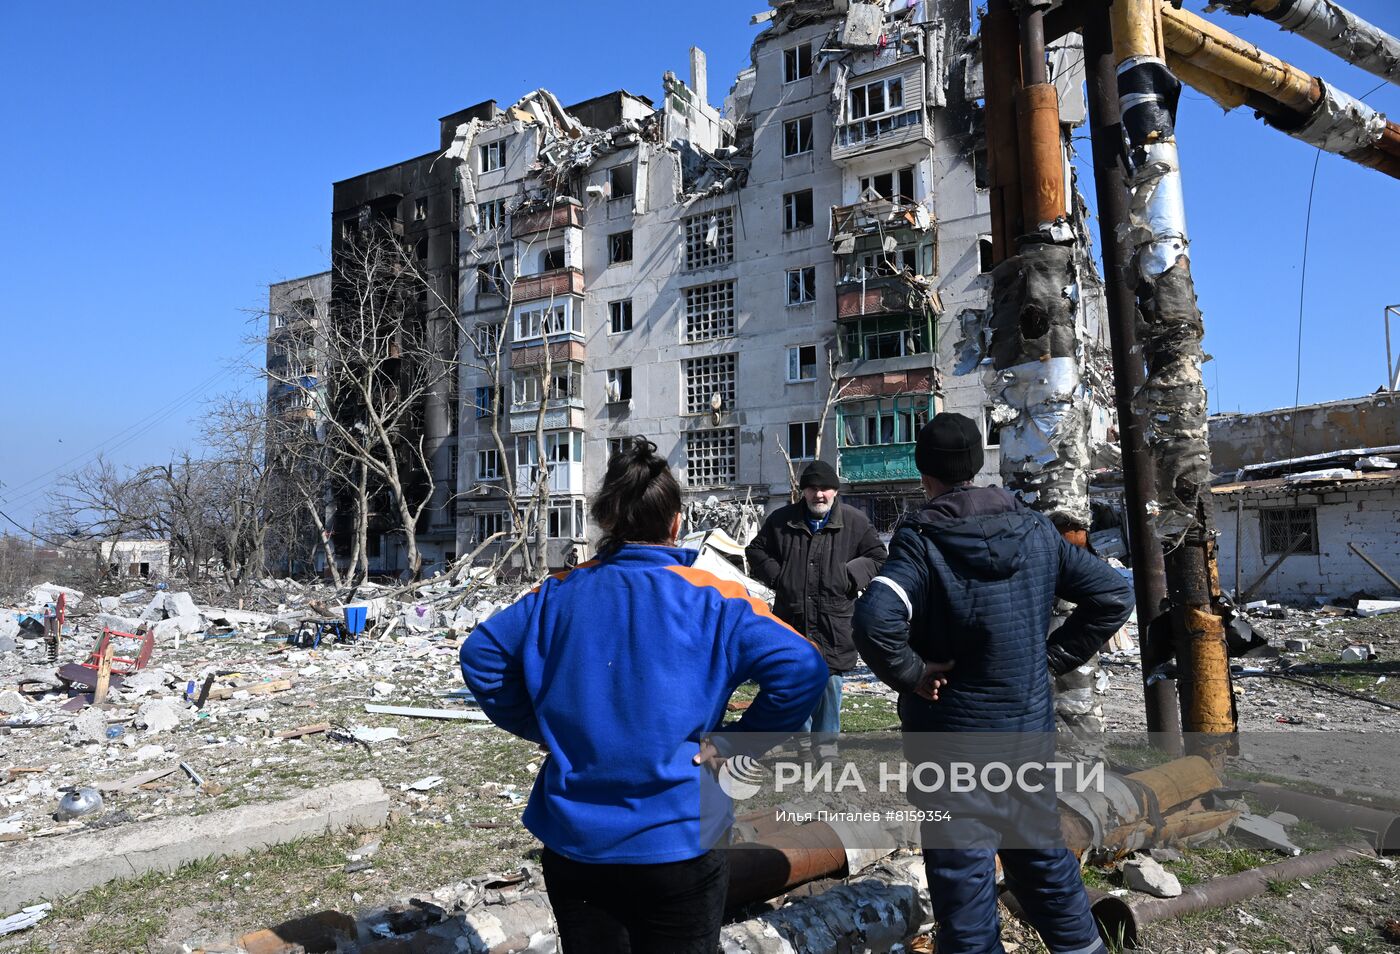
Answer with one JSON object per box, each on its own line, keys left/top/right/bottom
{"left": 461, "top": 438, "right": 827, "bottom": 952}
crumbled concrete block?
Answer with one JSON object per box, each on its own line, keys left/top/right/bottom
{"left": 1341, "top": 644, "right": 1375, "bottom": 662}
{"left": 0, "top": 634, "right": 15, "bottom": 655}
{"left": 98, "top": 597, "right": 121, "bottom": 613}
{"left": 133, "top": 744, "right": 167, "bottom": 761}
{"left": 164, "top": 591, "right": 199, "bottom": 619}
{"left": 0, "top": 779, "right": 391, "bottom": 911}
{"left": 137, "top": 700, "right": 181, "bottom": 735}
{"left": 1284, "top": 638, "right": 1310, "bottom": 652}
{"left": 24, "top": 583, "right": 82, "bottom": 612}
{"left": 69, "top": 709, "right": 109, "bottom": 745}
{"left": 1233, "top": 812, "right": 1302, "bottom": 855}
{"left": 1121, "top": 855, "right": 1182, "bottom": 898}
{"left": 1266, "top": 811, "right": 1300, "bottom": 828}
{"left": 0, "top": 691, "right": 29, "bottom": 715}
{"left": 1148, "top": 847, "right": 1182, "bottom": 863}
{"left": 122, "top": 669, "right": 172, "bottom": 697}
{"left": 94, "top": 613, "right": 144, "bottom": 633}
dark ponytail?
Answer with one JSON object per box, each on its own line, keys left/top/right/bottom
{"left": 591, "top": 437, "right": 681, "bottom": 557}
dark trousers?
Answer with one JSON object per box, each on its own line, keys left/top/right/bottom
{"left": 541, "top": 846, "right": 729, "bottom": 953}
{"left": 923, "top": 843, "right": 1107, "bottom": 954}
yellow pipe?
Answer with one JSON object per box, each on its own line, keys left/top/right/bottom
{"left": 1160, "top": 2, "right": 1319, "bottom": 113}
{"left": 1111, "top": 0, "right": 1163, "bottom": 64}
{"left": 1166, "top": 53, "right": 1250, "bottom": 111}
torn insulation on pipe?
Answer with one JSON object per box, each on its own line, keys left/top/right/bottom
{"left": 1208, "top": 0, "right": 1400, "bottom": 89}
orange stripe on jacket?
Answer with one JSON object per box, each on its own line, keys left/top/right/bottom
{"left": 529, "top": 559, "right": 601, "bottom": 594}
{"left": 663, "top": 565, "right": 816, "bottom": 649}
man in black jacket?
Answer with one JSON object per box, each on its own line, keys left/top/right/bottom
{"left": 746, "top": 460, "right": 887, "bottom": 753}
{"left": 853, "top": 413, "right": 1131, "bottom": 954}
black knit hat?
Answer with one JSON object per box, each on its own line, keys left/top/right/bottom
{"left": 915, "top": 412, "right": 984, "bottom": 483}
{"left": 798, "top": 460, "right": 840, "bottom": 490}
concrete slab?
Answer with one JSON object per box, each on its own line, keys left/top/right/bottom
{"left": 0, "top": 779, "right": 389, "bottom": 911}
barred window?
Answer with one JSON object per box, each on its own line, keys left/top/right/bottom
{"left": 683, "top": 209, "right": 734, "bottom": 270}
{"left": 683, "top": 281, "right": 736, "bottom": 341}
{"left": 1260, "top": 507, "right": 1318, "bottom": 556}
{"left": 683, "top": 354, "right": 737, "bottom": 415}
{"left": 686, "top": 428, "right": 737, "bottom": 488}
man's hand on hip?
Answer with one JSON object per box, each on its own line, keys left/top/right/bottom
{"left": 915, "top": 660, "right": 955, "bottom": 701}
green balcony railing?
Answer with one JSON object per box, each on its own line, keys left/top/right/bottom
{"left": 838, "top": 444, "right": 921, "bottom": 484}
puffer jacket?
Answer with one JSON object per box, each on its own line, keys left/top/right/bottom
{"left": 746, "top": 501, "right": 887, "bottom": 673}
{"left": 852, "top": 485, "right": 1132, "bottom": 733}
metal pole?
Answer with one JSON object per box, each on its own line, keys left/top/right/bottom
{"left": 1210, "top": 0, "right": 1400, "bottom": 90}
{"left": 1110, "top": 0, "right": 1236, "bottom": 754}
{"left": 983, "top": 0, "right": 1026, "bottom": 264}
{"left": 1387, "top": 305, "right": 1400, "bottom": 392}
{"left": 1233, "top": 495, "right": 1243, "bottom": 599}
{"left": 1017, "top": 0, "right": 1067, "bottom": 231}
{"left": 1083, "top": 2, "right": 1182, "bottom": 751}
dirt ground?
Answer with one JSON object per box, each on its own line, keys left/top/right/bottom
{"left": 2, "top": 594, "right": 1399, "bottom": 952}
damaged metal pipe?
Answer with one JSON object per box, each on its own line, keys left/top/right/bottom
{"left": 1083, "top": 0, "right": 1181, "bottom": 748}
{"left": 1088, "top": 844, "right": 1371, "bottom": 948}
{"left": 1209, "top": 0, "right": 1400, "bottom": 89}
{"left": 1239, "top": 781, "right": 1400, "bottom": 854}
{"left": 1017, "top": 1, "right": 1067, "bottom": 230}
{"left": 1161, "top": 3, "right": 1400, "bottom": 179}
{"left": 1110, "top": 0, "right": 1236, "bottom": 746}
{"left": 984, "top": 0, "right": 1027, "bottom": 263}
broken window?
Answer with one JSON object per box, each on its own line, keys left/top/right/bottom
{"left": 477, "top": 448, "right": 501, "bottom": 480}
{"left": 480, "top": 140, "right": 505, "bottom": 173}
{"left": 854, "top": 246, "right": 918, "bottom": 279}
{"left": 683, "top": 354, "right": 737, "bottom": 415}
{"left": 973, "top": 148, "right": 989, "bottom": 191}
{"left": 787, "top": 344, "right": 818, "bottom": 382}
{"left": 542, "top": 247, "right": 568, "bottom": 271}
{"left": 787, "top": 421, "right": 819, "bottom": 460}
{"left": 683, "top": 209, "right": 734, "bottom": 269}
{"left": 609, "top": 299, "right": 634, "bottom": 335}
{"left": 782, "top": 42, "right": 813, "bottom": 83}
{"left": 786, "top": 266, "right": 817, "bottom": 305}
{"left": 858, "top": 167, "right": 917, "bottom": 204}
{"left": 605, "top": 367, "right": 633, "bottom": 403}
{"left": 783, "top": 190, "right": 814, "bottom": 231}
{"left": 978, "top": 237, "right": 995, "bottom": 274}
{"left": 608, "top": 436, "right": 636, "bottom": 458}
{"left": 512, "top": 364, "right": 582, "bottom": 407}
{"left": 472, "top": 321, "right": 503, "bottom": 357}
{"left": 840, "top": 314, "right": 932, "bottom": 361}
{"left": 515, "top": 303, "right": 574, "bottom": 341}
{"left": 478, "top": 198, "right": 507, "bottom": 230}
{"left": 849, "top": 76, "right": 905, "bottom": 121}
{"left": 1260, "top": 507, "right": 1318, "bottom": 556}
{"left": 609, "top": 230, "right": 633, "bottom": 264}
{"left": 415, "top": 237, "right": 429, "bottom": 261}
{"left": 413, "top": 197, "right": 428, "bottom": 221}
{"left": 685, "top": 428, "right": 738, "bottom": 487}
{"left": 475, "top": 511, "right": 505, "bottom": 543}
{"left": 545, "top": 501, "right": 586, "bottom": 540}
{"left": 608, "top": 164, "right": 634, "bottom": 199}
{"left": 783, "top": 116, "right": 814, "bottom": 157}
{"left": 683, "top": 281, "right": 736, "bottom": 341}
{"left": 477, "top": 262, "right": 507, "bottom": 297}
{"left": 839, "top": 396, "right": 932, "bottom": 447}
{"left": 474, "top": 385, "right": 494, "bottom": 418}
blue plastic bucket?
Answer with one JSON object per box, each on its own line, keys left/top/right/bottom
{"left": 343, "top": 605, "right": 368, "bottom": 635}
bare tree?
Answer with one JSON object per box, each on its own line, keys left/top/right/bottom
{"left": 775, "top": 342, "right": 851, "bottom": 502}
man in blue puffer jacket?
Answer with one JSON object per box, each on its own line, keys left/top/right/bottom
{"left": 853, "top": 412, "right": 1132, "bottom": 954}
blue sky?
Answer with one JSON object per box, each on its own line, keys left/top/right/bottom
{"left": 1, "top": 1, "right": 1397, "bottom": 530}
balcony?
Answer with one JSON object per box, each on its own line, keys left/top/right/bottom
{"left": 839, "top": 445, "right": 922, "bottom": 484}
{"left": 837, "top": 368, "right": 938, "bottom": 400}
{"left": 514, "top": 461, "right": 583, "bottom": 497}
{"left": 511, "top": 339, "right": 586, "bottom": 369}
{"left": 832, "top": 109, "right": 932, "bottom": 161}
{"left": 512, "top": 200, "right": 583, "bottom": 239}
{"left": 512, "top": 267, "right": 585, "bottom": 304}
{"left": 507, "top": 404, "right": 585, "bottom": 434}
{"left": 831, "top": 199, "right": 930, "bottom": 241}
{"left": 837, "top": 275, "right": 925, "bottom": 319}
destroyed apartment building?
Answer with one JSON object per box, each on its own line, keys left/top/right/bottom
{"left": 269, "top": 0, "right": 1117, "bottom": 573}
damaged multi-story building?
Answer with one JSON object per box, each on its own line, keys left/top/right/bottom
{"left": 285, "top": 0, "right": 1115, "bottom": 574}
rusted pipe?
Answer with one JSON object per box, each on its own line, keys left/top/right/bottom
{"left": 1016, "top": 82, "right": 1068, "bottom": 228}
{"left": 1020, "top": 1, "right": 1049, "bottom": 86}
{"left": 1210, "top": 0, "right": 1400, "bottom": 89}
{"left": 1241, "top": 781, "right": 1400, "bottom": 854}
{"left": 1161, "top": 3, "right": 1320, "bottom": 111}
{"left": 1083, "top": 5, "right": 1181, "bottom": 748}
{"left": 725, "top": 821, "right": 849, "bottom": 908}
{"left": 983, "top": 0, "right": 1026, "bottom": 263}
{"left": 1088, "top": 844, "right": 1371, "bottom": 947}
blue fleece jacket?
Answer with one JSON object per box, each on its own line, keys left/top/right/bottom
{"left": 460, "top": 544, "right": 827, "bottom": 864}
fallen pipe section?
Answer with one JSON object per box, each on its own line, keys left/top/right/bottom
{"left": 1209, "top": 0, "right": 1400, "bottom": 89}
{"left": 1088, "top": 843, "right": 1372, "bottom": 948}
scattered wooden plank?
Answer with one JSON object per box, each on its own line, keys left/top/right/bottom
{"left": 206, "top": 679, "right": 294, "bottom": 701}
{"left": 5, "top": 767, "right": 46, "bottom": 783}
{"left": 274, "top": 722, "right": 331, "bottom": 740}
{"left": 93, "top": 766, "right": 179, "bottom": 794}
{"left": 363, "top": 704, "right": 488, "bottom": 722}
{"left": 92, "top": 643, "right": 115, "bottom": 705}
